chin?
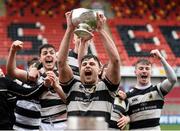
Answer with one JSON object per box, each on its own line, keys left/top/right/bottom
{"left": 46, "top": 67, "right": 54, "bottom": 71}
{"left": 141, "top": 82, "right": 148, "bottom": 86}
{"left": 84, "top": 80, "right": 95, "bottom": 84}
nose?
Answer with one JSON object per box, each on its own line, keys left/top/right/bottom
{"left": 85, "top": 63, "right": 91, "bottom": 68}
{"left": 46, "top": 52, "right": 52, "bottom": 57}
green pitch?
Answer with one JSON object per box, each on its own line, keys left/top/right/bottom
{"left": 161, "top": 124, "right": 180, "bottom": 130}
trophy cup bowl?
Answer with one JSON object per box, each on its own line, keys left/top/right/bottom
{"left": 72, "top": 8, "right": 97, "bottom": 40}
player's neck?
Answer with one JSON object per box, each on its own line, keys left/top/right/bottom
{"left": 135, "top": 82, "right": 151, "bottom": 90}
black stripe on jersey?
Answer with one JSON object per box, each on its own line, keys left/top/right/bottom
{"left": 128, "top": 100, "right": 164, "bottom": 115}
{"left": 15, "top": 106, "right": 41, "bottom": 118}
{"left": 40, "top": 99, "right": 65, "bottom": 108}
{"left": 102, "top": 76, "right": 119, "bottom": 92}
{"left": 61, "top": 78, "right": 78, "bottom": 94}
{"left": 69, "top": 65, "right": 79, "bottom": 76}
{"left": 129, "top": 118, "right": 160, "bottom": 129}
{"left": 113, "top": 105, "right": 126, "bottom": 115}
{"left": 66, "top": 90, "right": 114, "bottom": 105}
{"left": 109, "top": 120, "right": 119, "bottom": 129}
{"left": 68, "top": 49, "right": 78, "bottom": 58}
{"left": 127, "top": 85, "right": 157, "bottom": 98}
{"left": 41, "top": 110, "right": 67, "bottom": 118}
{"left": 68, "top": 111, "right": 111, "bottom": 122}
{"left": 15, "top": 122, "right": 39, "bottom": 129}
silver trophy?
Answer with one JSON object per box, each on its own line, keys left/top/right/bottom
{"left": 72, "top": 8, "right": 97, "bottom": 40}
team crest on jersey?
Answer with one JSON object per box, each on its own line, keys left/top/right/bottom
{"left": 149, "top": 93, "right": 153, "bottom": 99}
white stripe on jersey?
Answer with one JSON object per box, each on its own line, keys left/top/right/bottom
{"left": 67, "top": 56, "right": 79, "bottom": 67}
{"left": 67, "top": 81, "right": 115, "bottom": 96}
{"left": 15, "top": 114, "right": 41, "bottom": 126}
{"left": 128, "top": 90, "right": 164, "bottom": 106}
{"left": 130, "top": 109, "right": 161, "bottom": 122}
{"left": 41, "top": 104, "right": 67, "bottom": 117}
{"left": 67, "top": 101, "right": 112, "bottom": 112}
{"left": 40, "top": 90, "right": 62, "bottom": 100}
{"left": 16, "top": 100, "right": 40, "bottom": 111}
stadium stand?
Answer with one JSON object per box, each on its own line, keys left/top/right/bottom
{"left": 0, "top": 0, "right": 179, "bottom": 127}
{"left": 0, "top": 0, "right": 179, "bottom": 67}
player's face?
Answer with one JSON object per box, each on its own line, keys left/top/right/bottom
{"left": 39, "top": 47, "right": 57, "bottom": 71}
{"left": 135, "top": 63, "right": 152, "bottom": 86}
{"left": 80, "top": 58, "right": 100, "bottom": 84}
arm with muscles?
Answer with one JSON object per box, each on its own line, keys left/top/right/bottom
{"left": 44, "top": 71, "right": 66, "bottom": 103}
{"left": 78, "top": 38, "right": 90, "bottom": 67}
{"left": 150, "top": 49, "right": 177, "bottom": 94}
{"left": 57, "top": 11, "right": 74, "bottom": 83}
{"left": 97, "top": 13, "right": 120, "bottom": 85}
{"left": 6, "top": 40, "right": 28, "bottom": 82}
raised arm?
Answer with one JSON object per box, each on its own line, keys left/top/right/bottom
{"left": 6, "top": 40, "right": 28, "bottom": 82}
{"left": 150, "top": 49, "right": 177, "bottom": 93}
{"left": 57, "top": 11, "right": 74, "bottom": 83}
{"left": 97, "top": 13, "right": 120, "bottom": 84}
{"left": 78, "top": 38, "right": 90, "bottom": 67}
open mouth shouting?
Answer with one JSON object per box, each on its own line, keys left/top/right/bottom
{"left": 45, "top": 59, "right": 53, "bottom": 64}
{"left": 141, "top": 75, "right": 148, "bottom": 79}
{"left": 85, "top": 69, "right": 92, "bottom": 76}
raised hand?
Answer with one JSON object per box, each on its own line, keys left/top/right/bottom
{"left": 11, "top": 40, "right": 23, "bottom": 52}
{"left": 96, "top": 13, "right": 106, "bottom": 32}
{"left": 150, "top": 49, "right": 164, "bottom": 60}
{"left": 44, "top": 71, "right": 59, "bottom": 87}
{"left": 65, "top": 11, "right": 75, "bottom": 31}
{"left": 28, "top": 68, "right": 39, "bottom": 82}
{"left": 45, "top": 71, "right": 66, "bottom": 102}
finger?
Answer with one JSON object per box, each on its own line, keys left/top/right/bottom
{"left": 117, "top": 120, "right": 123, "bottom": 126}
{"left": 117, "top": 122, "right": 124, "bottom": 129}
{"left": 121, "top": 125, "right": 126, "bottom": 130}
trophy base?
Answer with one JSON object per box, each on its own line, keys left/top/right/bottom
{"left": 74, "top": 29, "right": 93, "bottom": 40}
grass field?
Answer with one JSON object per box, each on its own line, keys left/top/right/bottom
{"left": 161, "top": 124, "right": 180, "bottom": 130}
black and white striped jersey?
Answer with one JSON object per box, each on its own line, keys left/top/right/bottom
{"left": 67, "top": 49, "right": 80, "bottom": 80}
{"left": 38, "top": 71, "right": 67, "bottom": 122}
{"left": 109, "top": 93, "right": 129, "bottom": 129}
{"left": 14, "top": 80, "right": 41, "bottom": 130}
{"left": 0, "top": 76, "right": 44, "bottom": 130}
{"left": 126, "top": 84, "right": 166, "bottom": 130}
{"left": 61, "top": 77, "right": 119, "bottom": 124}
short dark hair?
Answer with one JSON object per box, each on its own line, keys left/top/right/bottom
{"left": 27, "top": 57, "right": 39, "bottom": 67}
{"left": 38, "top": 44, "right": 56, "bottom": 56}
{"left": 135, "top": 58, "right": 152, "bottom": 68}
{"left": 81, "top": 54, "right": 101, "bottom": 67}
